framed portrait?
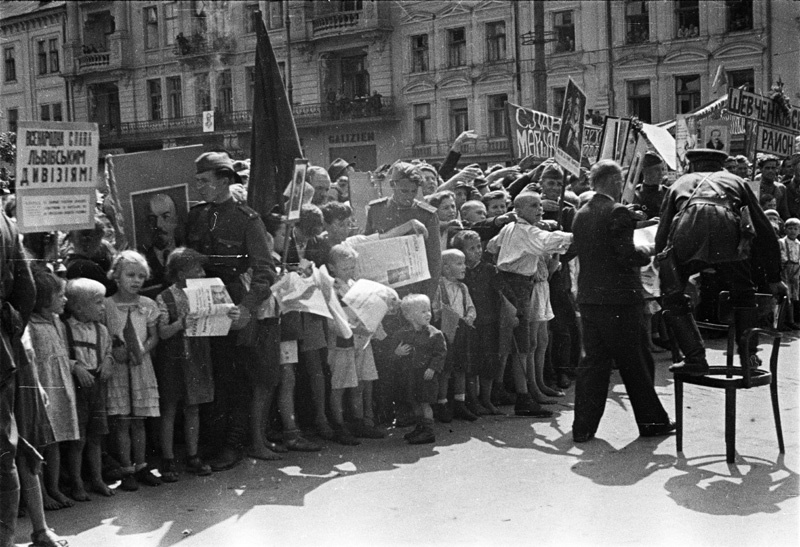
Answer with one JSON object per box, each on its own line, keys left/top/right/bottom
{"left": 703, "top": 124, "right": 729, "bottom": 153}
{"left": 554, "top": 77, "right": 587, "bottom": 176}
{"left": 129, "top": 184, "right": 189, "bottom": 251}
{"left": 286, "top": 158, "right": 308, "bottom": 221}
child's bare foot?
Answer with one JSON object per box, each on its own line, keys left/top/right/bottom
{"left": 89, "top": 479, "right": 115, "bottom": 497}
{"left": 31, "top": 527, "right": 69, "bottom": 547}
{"left": 42, "top": 492, "right": 64, "bottom": 511}
{"left": 246, "top": 444, "right": 282, "bottom": 461}
{"left": 541, "top": 386, "right": 565, "bottom": 397}
{"left": 69, "top": 484, "right": 91, "bottom": 502}
{"left": 51, "top": 490, "right": 74, "bottom": 508}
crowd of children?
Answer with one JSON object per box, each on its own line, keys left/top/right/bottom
{"left": 5, "top": 148, "right": 799, "bottom": 547}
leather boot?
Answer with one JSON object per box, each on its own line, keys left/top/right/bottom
{"left": 0, "top": 486, "right": 19, "bottom": 547}
{"left": 664, "top": 313, "right": 709, "bottom": 375}
{"left": 734, "top": 306, "right": 761, "bottom": 368}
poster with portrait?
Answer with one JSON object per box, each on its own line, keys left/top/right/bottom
{"left": 285, "top": 159, "right": 308, "bottom": 221}
{"left": 702, "top": 124, "right": 729, "bottom": 153}
{"left": 129, "top": 184, "right": 189, "bottom": 251}
{"left": 554, "top": 78, "right": 587, "bottom": 176}
{"left": 621, "top": 136, "right": 650, "bottom": 204}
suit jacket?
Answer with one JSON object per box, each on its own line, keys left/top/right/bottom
{"left": 573, "top": 193, "right": 650, "bottom": 306}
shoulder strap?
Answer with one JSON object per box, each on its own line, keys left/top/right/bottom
{"left": 63, "top": 319, "right": 76, "bottom": 360}
{"left": 162, "top": 288, "right": 179, "bottom": 323}
{"left": 94, "top": 322, "right": 101, "bottom": 365}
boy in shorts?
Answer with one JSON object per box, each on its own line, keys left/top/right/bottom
{"left": 393, "top": 295, "right": 447, "bottom": 444}
{"left": 64, "top": 278, "right": 114, "bottom": 500}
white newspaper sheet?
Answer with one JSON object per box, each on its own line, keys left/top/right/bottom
{"left": 342, "top": 279, "right": 398, "bottom": 333}
{"left": 183, "top": 278, "right": 236, "bottom": 337}
{"left": 350, "top": 234, "right": 430, "bottom": 289}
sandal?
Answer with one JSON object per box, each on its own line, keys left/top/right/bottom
{"left": 31, "top": 528, "right": 68, "bottom": 547}
{"left": 160, "top": 459, "right": 179, "bottom": 483}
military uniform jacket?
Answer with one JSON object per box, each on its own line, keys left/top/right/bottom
{"left": 633, "top": 184, "right": 666, "bottom": 220}
{"left": 655, "top": 171, "right": 781, "bottom": 284}
{"left": 364, "top": 196, "right": 441, "bottom": 300}
{"left": 186, "top": 198, "right": 275, "bottom": 310}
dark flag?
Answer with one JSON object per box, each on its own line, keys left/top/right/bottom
{"left": 248, "top": 11, "right": 302, "bottom": 217}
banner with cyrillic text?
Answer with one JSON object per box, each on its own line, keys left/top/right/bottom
{"left": 15, "top": 121, "right": 98, "bottom": 233}
{"left": 506, "top": 102, "right": 599, "bottom": 164}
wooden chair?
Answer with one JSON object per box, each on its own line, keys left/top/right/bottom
{"left": 668, "top": 292, "right": 785, "bottom": 463}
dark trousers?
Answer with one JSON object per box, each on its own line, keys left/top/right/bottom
{"left": 549, "top": 284, "right": 578, "bottom": 377}
{"left": 662, "top": 259, "right": 756, "bottom": 313}
{"left": 573, "top": 303, "right": 670, "bottom": 436}
{"left": 205, "top": 334, "right": 250, "bottom": 450}
{"left": 0, "top": 375, "right": 19, "bottom": 547}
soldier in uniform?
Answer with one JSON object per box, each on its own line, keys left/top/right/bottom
{"left": 656, "top": 149, "right": 786, "bottom": 375}
{"left": 632, "top": 152, "right": 666, "bottom": 221}
{"left": 365, "top": 162, "right": 441, "bottom": 425}
{"left": 187, "top": 152, "right": 282, "bottom": 469}
{"left": 1, "top": 208, "right": 36, "bottom": 547}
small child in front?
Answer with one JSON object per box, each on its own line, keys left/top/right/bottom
{"left": 326, "top": 244, "right": 386, "bottom": 444}
{"left": 104, "top": 250, "right": 161, "bottom": 490}
{"left": 28, "top": 270, "right": 79, "bottom": 509}
{"left": 436, "top": 249, "right": 480, "bottom": 421}
{"left": 393, "top": 294, "right": 446, "bottom": 444}
{"left": 155, "top": 248, "right": 217, "bottom": 480}
{"left": 64, "top": 277, "right": 114, "bottom": 500}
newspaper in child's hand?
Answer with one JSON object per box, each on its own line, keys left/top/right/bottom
{"left": 183, "top": 278, "right": 236, "bottom": 337}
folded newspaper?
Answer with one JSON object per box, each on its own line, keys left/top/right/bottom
{"left": 183, "top": 278, "right": 236, "bottom": 337}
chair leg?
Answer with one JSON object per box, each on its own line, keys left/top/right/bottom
{"left": 725, "top": 387, "right": 736, "bottom": 463}
{"left": 770, "top": 379, "right": 785, "bottom": 453}
{"left": 675, "top": 379, "right": 683, "bottom": 453}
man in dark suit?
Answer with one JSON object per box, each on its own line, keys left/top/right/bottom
{"left": 571, "top": 159, "right": 674, "bottom": 443}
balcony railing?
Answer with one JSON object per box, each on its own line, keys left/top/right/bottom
{"left": 312, "top": 9, "right": 361, "bottom": 34}
{"left": 77, "top": 51, "right": 111, "bottom": 70}
{"left": 408, "top": 137, "right": 510, "bottom": 159}
{"left": 99, "top": 99, "right": 397, "bottom": 144}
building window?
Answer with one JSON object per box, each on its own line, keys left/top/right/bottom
{"left": 553, "top": 11, "right": 575, "bottom": 53}
{"left": 449, "top": 98, "right": 469, "bottom": 139}
{"left": 40, "top": 103, "right": 62, "bottom": 122}
{"left": 447, "top": 27, "right": 466, "bottom": 68}
{"left": 37, "top": 41, "right": 47, "bottom": 75}
{"left": 552, "top": 87, "right": 566, "bottom": 116}
{"left": 167, "top": 76, "right": 182, "bottom": 118}
{"left": 48, "top": 38, "right": 59, "bottom": 73}
{"left": 216, "top": 69, "right": 233, "bottom": 113}
{"left": 486, "top": 21, "right": 506, "bottom": 63}
{"left": 144, "top": 6, "right": 159, "bottom": 50}
{"left": 165, "top": 2, "right": 178, "bottom": 45}
{"left": 195, "top": 73, "right": 211, "bottom": 113}
{"left": 625, "top": 0, "right": 649, "bottom": 44}
{"left": 676, "top": 74, "right": 701, "bottom": 114}
{"left": 3, "top": 48, "right": 15, "bottom": 82}
{"left": 148, "top": 79, "right": 163, "bottom": 120}
{"left": 341, "top": 55, "right": 369, "bottom": 98}
{"left": 727, "top": 68, "right": 754, "bottom": 92}
{"left": 245, "top": 3, "right": 260, "bottom": 33}
{"left": 627, "top": 80, "right": 651, "bottom": 123}
{"left": 726, "top": 0, "right": 752, "bottom": 32}
{"left": 488, "top": 94, "right": 508, "bottom": 137}
{"left": 7, "top": 109, "right": 18, "bottom": 133}
{"left": 675, "top": 0, "right": 699, "bottom": 39}
{"left": 413, "top": 103, "right": 431, "bottom": 144}
{"left": 268, "top": 1, "right": 284, "bottom": 30}
{"left": 411, "top": 34, "right": 429, "bottom": 73}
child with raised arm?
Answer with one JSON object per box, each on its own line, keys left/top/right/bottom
{"left": 326, "top": 244, "right": 387, "bottom": 444}
{"left": 64, "top": 278, "right": 114, "bottom": 500}
{"left": 27, "top": 270, "right": 78, "bottom": 509}
{"left": 155, "top": 248, "right": 227, "bottom": 480}
{"left": 393, "top": 294, "right": 447, "bottom": 444}
{"left": 435, "top": 249, "right": 481, "bottom": 421}
{"left": 104, "top": 250, "right": 161, "bottom": 491}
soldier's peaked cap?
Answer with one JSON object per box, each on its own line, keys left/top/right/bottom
{"left": 195, "top": 152, "right": 242, "bottom": 185}
{"left": 685, "top": 148, "right": 727, "bottom": 165}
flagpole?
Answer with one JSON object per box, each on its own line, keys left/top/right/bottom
{"left": 284, "top": 0, "right": 293, "bottom": 106}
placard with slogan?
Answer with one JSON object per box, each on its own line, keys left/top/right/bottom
{"left": 15, "top": 121, "right": 99, "bottom": 233}
{"left": 506, "top": 102, "right": 599, "bottom": 164}
{"left": 554, "top": 78, "right": 587, "bottom": 177}
{"left": 754, "top": 125, "right": 796, "bottom": 156}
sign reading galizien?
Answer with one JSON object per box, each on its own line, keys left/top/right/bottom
{"left": 15, "top": 121, "right": 99, "bottom": 233}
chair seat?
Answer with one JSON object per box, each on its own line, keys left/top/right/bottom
{"left": 674, "top": 366, "right": 772, "bottom": 389}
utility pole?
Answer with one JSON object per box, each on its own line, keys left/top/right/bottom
{"left": 532, "top": 0, "right": 547, "bottom": 112}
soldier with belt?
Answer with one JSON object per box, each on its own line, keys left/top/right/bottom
{"left": 1, "top": 208, "right": 36, "bottom": 547}
{"left": 187, "top": 152, "right": 279, "bottom": 469}
{"left": 365, "top": 162, "right": 441, "bottom": 426}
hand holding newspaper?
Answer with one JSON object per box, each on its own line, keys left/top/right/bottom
{"left": 183, "top": 278, "right": 237, "bottom": 337}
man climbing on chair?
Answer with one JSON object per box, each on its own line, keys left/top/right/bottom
{"left": 655, "top": 149, "right": 787, "bottom": 375}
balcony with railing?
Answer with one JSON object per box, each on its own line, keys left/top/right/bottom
{"left": 407, "top": 137, "right": 510, "bottom": 160}
{"left": 99, "top": 98, "right": 397, "bottom": 145}
{"left": 75, "top": 38, "right": 127, "bottom": 74}
{"left": 308, "top": 2, "right": 391, "bottom": 40}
